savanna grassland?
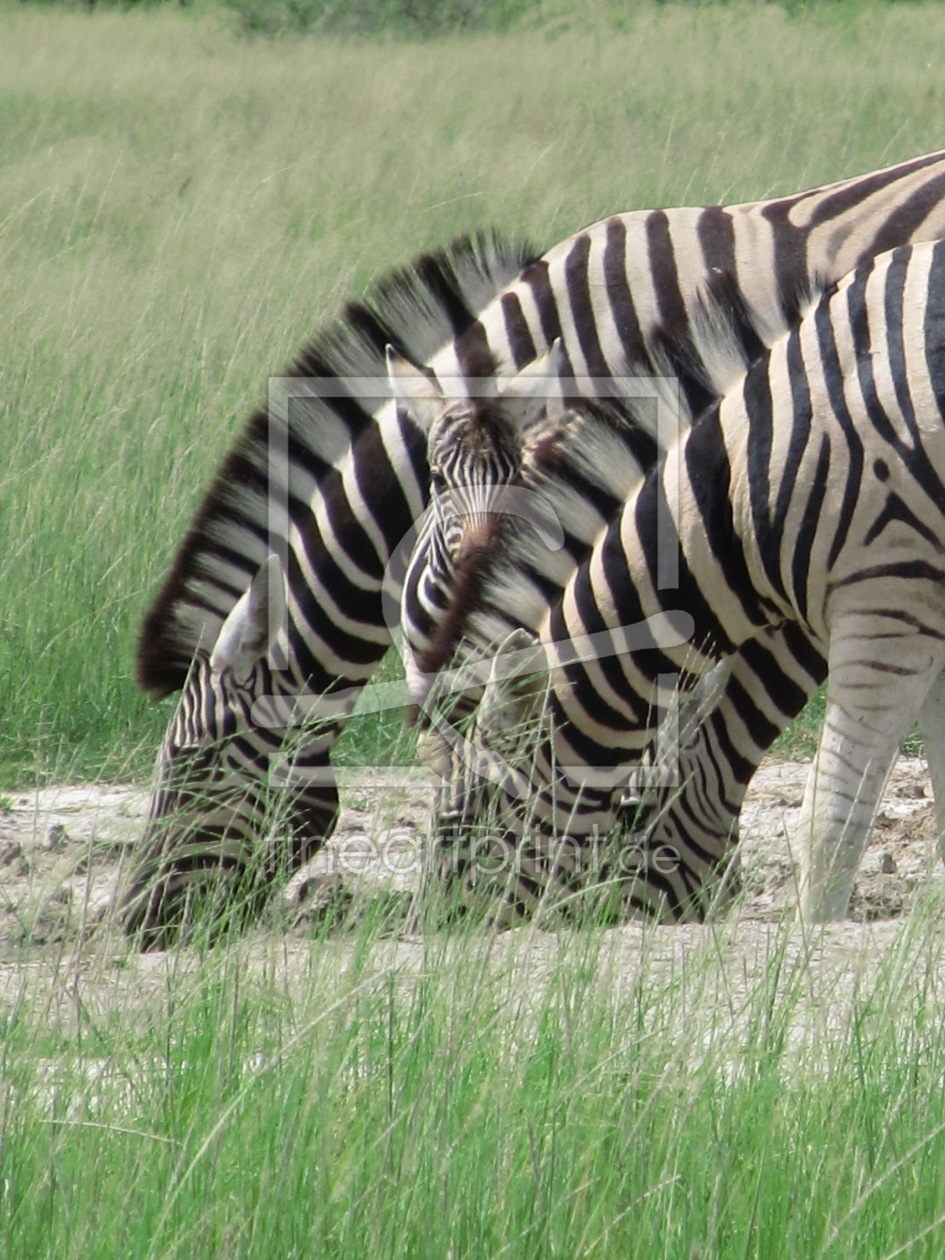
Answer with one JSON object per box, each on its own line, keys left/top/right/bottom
{"left": 6, "top": 4, "right": 945, "bottom": 1257}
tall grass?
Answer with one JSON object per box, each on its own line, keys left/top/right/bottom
{"left": 6, "top": 904, "right": 945, "bottom": 1257}
{"left": 2, "top": 2, "right": 945, "bottom": 783}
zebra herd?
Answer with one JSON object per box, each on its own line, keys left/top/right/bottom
{"left": 122, "top": 149, "right": 945, "bottom": 945}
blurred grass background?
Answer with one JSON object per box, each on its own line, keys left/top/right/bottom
{"left": 1, "top": 0, "right": 943, "bottom": 783}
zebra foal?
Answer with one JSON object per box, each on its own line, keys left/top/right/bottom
{"left": 387, "top": 352, "right": 750, "bottom": 924}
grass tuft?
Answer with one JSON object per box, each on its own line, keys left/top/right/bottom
{"left": 7, "top": 903, "right": 945, "bottom": 1256}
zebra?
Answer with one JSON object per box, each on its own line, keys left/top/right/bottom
{"left": 385, "top": 340, "right": 566, "bottom": 730}
{"left": 386, "top": 352, "right": 743, "bottom": 924}
{"left": 122, "top": 233, "right": 537, "bottom": 946}
{"left": 436, "top": 238, "right": 945, "bottom": 924}
{"left": 125, "top": 150, "right": 945, "bottom": 943}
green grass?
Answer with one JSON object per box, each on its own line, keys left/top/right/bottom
{"left": 3, "top": 1, "right": 945, "bottom": 786}
{"left": 7, "top": 906, "right": 945, "bottom": 1257}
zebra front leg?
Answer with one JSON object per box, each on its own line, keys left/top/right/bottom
{"left": 796, "top": 640, "right": 943, "bottom": 922}
{"left": 625, "top": 623, "right": 828, "bottom": 921}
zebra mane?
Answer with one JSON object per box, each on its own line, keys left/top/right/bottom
{"left": 463, "top": 396, "right": 665, "bottom": 649}
{"left": 631, "top": 267, "right": 827, "bottom": 430}
{"left": 650, "top": 269, "right": 798, "bottom": 411}
{"left": 458, "top": 270, "right": 827, "bottom": 656}
{"left": 137, "top": 231, "right": 538, "bottom": 696}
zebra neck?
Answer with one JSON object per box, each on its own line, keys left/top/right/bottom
{"left": 626, "top": 403, "right": 787, "bottom": 674}
{"left": 240, "top": 658, "right": 355, "bottom": 744}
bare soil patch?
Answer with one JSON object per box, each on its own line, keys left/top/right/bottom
{"left": 0, "top": 758, "right": 941, "bottom": 1036}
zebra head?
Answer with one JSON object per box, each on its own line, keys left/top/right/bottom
{"left": 387, "top": 340, "right": 565, "bottom": 568}
{"left": 385, "top": 343, "right": 566, "bottom": 786}
{"left": 122, "top": 556, "right": 301, "bottom": 948}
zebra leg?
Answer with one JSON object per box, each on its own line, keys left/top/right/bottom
{"left": 628, "top": 623, "right": 827, "bottom": 921}
{"left": 796, "top": 638, "right": 944, "bottom": 922}
{"left": 917, "top": 668, "right": 945, "bottom": 864}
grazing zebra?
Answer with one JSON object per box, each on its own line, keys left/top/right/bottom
{"left": 386, "top": 353, "right": 732, "bottom": 923}
{"left": 441, "top": 239, "right": 945, "bottom": 923}
{"left": 126, "top": 150, "right": 945, "bottom": 943}
{"left": 123, "top": 233, "right": 537, "bottom": 945}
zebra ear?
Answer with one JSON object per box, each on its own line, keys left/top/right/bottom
{"left": 480, "top": 628, "right": 548, "bottom": 738}
{"left": 210, "top": 555, "right": 286, "bottom": 682}
{"left": 386, "top": 345, "right": 447, "bottom": 433}
{"left": 496, "top": 338, "right": 565, "bottom": 431}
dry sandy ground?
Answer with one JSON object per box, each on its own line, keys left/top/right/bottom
{"left": 2, "top": 757, "right": 944, "bottom": 1046}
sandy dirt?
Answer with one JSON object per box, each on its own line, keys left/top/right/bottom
{"left": 1, "top": 757, "right": 943, "bottom": 1043}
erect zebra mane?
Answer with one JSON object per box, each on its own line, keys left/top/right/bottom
{"left": 137, "top": 231, "right": 538, "bottom": 697}
{"left": 462, "top": 268, "right": 835, "bottom": 657}
{"left": 649, "top": 267, "right": 823, "bottom": 413}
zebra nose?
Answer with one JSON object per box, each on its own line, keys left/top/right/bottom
{"left": 457, "top": 514, "right": 495, "bottom": 559}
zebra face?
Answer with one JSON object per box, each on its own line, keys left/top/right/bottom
{"left": 388, "top": 339, "right": 565, "bottom": 561}
{"left": 428, "top": 400, "right": 524, "bottom": 560}
{"left": 122, "top": 557, "right": 287, "bottom": 947}
{"left": 388, "top": 343, "right": 569, "bottom": 797}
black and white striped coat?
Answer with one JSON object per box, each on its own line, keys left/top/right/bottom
{"left": 451, "top": 240, "right": 945, "bottom": 923}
